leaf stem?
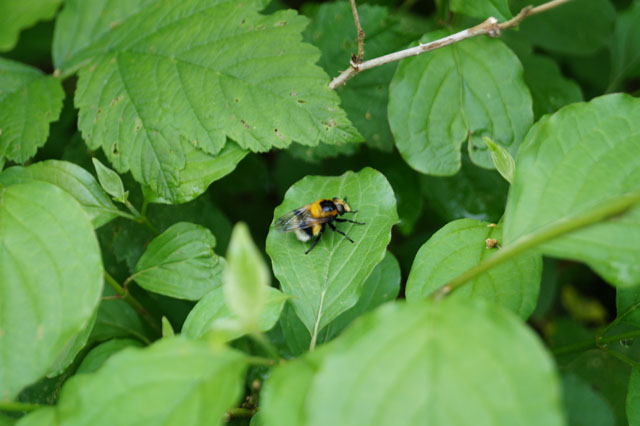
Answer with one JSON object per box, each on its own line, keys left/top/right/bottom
{"left": 553, "top": 329, "right": 640, "bottom": 356}
{"left": 245, "top": 356, "right": 277, "bottom": 367}
{"left": 599, "top": 345, "right": 640, "bottom": 369}
{"left": 124, "top": 200, "right": 159, "bottom": 235}
{"left": 0, "top": 401, "right": 42, "bottom": 412}
{"left": 430, "top": 190, "right": 640, "bottom": 300}
{"left": 329, "top": 0, "right": 573, "bottom": 89}
{"left": 103, "top": 270, "right": 161, "bottom": 334}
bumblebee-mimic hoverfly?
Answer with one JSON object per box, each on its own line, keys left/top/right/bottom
{"left": 274, "top": 197, "right": 365, "bottom": 254}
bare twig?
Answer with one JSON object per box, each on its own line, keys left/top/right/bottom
{"left": 330, "top": 0, "right": 572, "bottom": 89}
{"left": 349, "top": 0, "right": 365, "bottom": 62}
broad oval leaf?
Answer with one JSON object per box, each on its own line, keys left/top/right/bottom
{"left": 60, "top": 0, "right": 360, "bottom": 199}
{"left": 512, "top": 0, "right": 615, "bottom": 56}
{"left": 450, "top": 0, "right": 511, "bottom": 21}
{"left": 0, "top": 0, "right": 62, "bottom": 51}
{"left": 0, "top": 58, "right": 64, "bottom": 163}
{"left": 0, "top": 160, "right": 119, "bottom": 228}
{"left": 0, "top": 182, "right": 103, "bottom": 400}
{"left": 75, "top": 338, "right": 143, "bottom": 375}
{"left": 182, "top": 286, "right": 288, "bottom": 340}
{"left": 388, "top": 32, "right": 532, "bottom": 175}
{"left": 266, "top": 168, "right": 398, "bottom": 335}
{"left": 609, "top": 0, "right": 640, "bottom": 91}
{"left": 132, "top": 222, "right": 224, "bottom": 300}
{"left": 504, "top": 94, "right": 640, "bottom": 287}
{"left": 279, "top": 251, "right": 401, "bottom": 354}
{"left": 264, "top": 299, "right": 564, "bottom": 426}
{"left": 628, "top": 369, "right": 640, "bottom": 425}
{"left": 406, "top": 219, "right": 541, "bottom": 318}
{"left": 56, "top": 337, "right": 246, "bottom": 426}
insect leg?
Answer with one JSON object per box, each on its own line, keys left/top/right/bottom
{"left": 329, "top": 222, "right": 355, "bottom": 243}
{"left": 335, "top": 218, "right": 366, "bottom": 225}
{"left": 305, "top": 226, "right": 325, "bottom": 255}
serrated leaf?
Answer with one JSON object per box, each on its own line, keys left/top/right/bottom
{"left": 266, "top": 168, "right": 398, "bottom": 336}
{"left": 182, "top": 286, "right": 288, "bottom": 340}
{"left": 224, "top": 222, "right": 270, "bottom": 330}
{"left": 562, "top": 374, "right": 615, "bottom": 426}
{"left": 609, "top": 0, "right": 640, "bottom": 91}
{"left": 132, "top": 222, "right": 224, "bottom": 300}
{"left": 512, "top": 0, "right": 615, "bottom": 56}
{"left": 388, "top": 32, "right": 532, "bottom": 175}
{"left": 519, "top": 53, "right": 583, "bottom": 120}
{"left": 450, "top": 0, "right": 511, "bottom": 21}
{"left": 303, "top": 2, "right": 423, "bottom": 151}
{"left": 264, "top": 299, "right": 564, "bottom": 426}
{"left": 406, "top": 219, "right": 541, "bottom": 318}
{"left": 0, "top": 182, "right": 103, "bottom": 401}
{"left": 421, "top": 152, "right": 509, "bottom": 223}
{"left": 92, "top": 158, "right": 127, "bottom": 202}
{"left": 483, "top": 136, "right": 515, "bottom": 183}
{"left": 142, "top": 141, "right": 248, "bottom": 204}
{"left": 0, "top": 160, "right": 120, "bottom": 228}
{"left": 0, "top": 58, "right": 64, "bottom": 163}
{"left": 0, "top": 0, "right": 62, "bottom": 51}
{"left": 56, "top": 337, "right": 246, "bottom": 426}
{"left": 75, "top": 338, "right": 143, "bottom": 375}
{"left": 504, "top": 94, "right": 640, "bottom": 287}
{"left": 628, "top": 369, "right": 640, "bottom": 425}
{"left": 58, "top": 0, "right": 360, "bottom": 199}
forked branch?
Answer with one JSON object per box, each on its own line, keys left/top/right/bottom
{"left": 329, "top": 0, "right": 573, "bottom": 89}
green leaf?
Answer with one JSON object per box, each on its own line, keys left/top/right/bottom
{"left": 0, "top": 160, "right": 120, "bottom": 228}
{"left": 483, "top": 136, "right": 515, "bottom": 183}
{"left": 76, "top": 338, "right": 143, "bottom": 374}
{"left": 388, "top": 32, "right": 532, "bottom": 175}
{"left": 0, "top": 182, "right": 103, "bottom": 401}
{"left": 266, "top": 168, "right": 398, "bottom": 337}
{"left": 421, "top": 152, "right": 509, "bottom": 223}
{"left": 142, "top": 141, "right": 248, "bottom": 204}
{"left": 628, "top": 369, "right": 640, "bottom": 425}
{"left": 450, "top": 0, "right": 511, "bottom": 21}
{"left": 224, "top": 222, "right": 270, "bottom": 330}
{"left": 279, "top": 251, "right": 401, "bottom": 352}
{"left": 325, "top": 250, "right": 400, "bottom": 338}
{"left": 14, "top": 407, "right": 57, "bottom": 426}
{"left": 58, "top": 0, "right": 360, "bottom": 199}
{"left": 90, "top": 289, "right": 153, "bottom": 344}
{"left": 616, "top": 286, "right": 640, "bottom": 328}
{"left": 562, "top": 374, "right": 615, "bottom": 426}
{"left": 161, "top": 317, "right": 175, "bottom": 338}
{"left": 379, "top": 159, "right": 424, "bottom": 235}
{"left": 0, "top": 58, "right": 64, "bottom": 163}
{"left": 92, "top": 158, "right": 127, "bottom": 202}
{"left": 609, "top": 0, "right": 640, "bottom": 91}
{"left": 56, "top": 337, "right": 246, "bottom": 426}
{"left": 132, "top": 222, "right": 224, "bottom": 300}
{"left": 261, "top": 347, "right": 326, "bottom": 426}
{"left": 182, "top": 286, "right": 288, "bottom": 340}
{"left": 47, "top": 309, "right": 98, "bottom": 377}
{"left": 504, "top": 94, "right": 640, "bottom": 287}
{"left": 0, "top": 0, "right": 62, "bottom": 51}
{"left": 265, "top": 299, "right": 564, "bottom": 426}
{"left": 303, "top": 2, "right": 423, "bottom": 151}
{"left": 519, "top": 53, "right": 583, "bottom": 120}
{"left": 406, "top": 219, "right": 541, "bottom": 318}
{"left": 512, "top": 0, "right": 615, "bottom": 55}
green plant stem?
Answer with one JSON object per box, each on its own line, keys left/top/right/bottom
{"left": 0, "top": 401, "right": 42, "bottom": 412}
{"left": 553, "top": 329, "right": 640, "bottom": 356}
{"left": 600, "top": 345, "right": 640, "bottom": 369}
{"left": 245, "top": 356, "right": 276, "bottom": 367}
{"left": 249, "top": 333, "right": 281, "bottom": 362}
{"left": 430, "top": 190, "right": 640, "bottom": 300}
{"left": 103, "top": 270, "right": 161, "bottom": 334}
{"left": 123, "top": 199, "right": 159, "bottom": 235}
{"left": 227, "top": 407, "right": 253, "bottom": 417}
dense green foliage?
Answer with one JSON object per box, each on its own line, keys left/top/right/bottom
{"left": 0, "top": 0, "right": 639, "bottom": 425}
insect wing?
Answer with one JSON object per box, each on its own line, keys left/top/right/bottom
{"left": 274, "top": 207, "right": 328, "bottom": 232}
